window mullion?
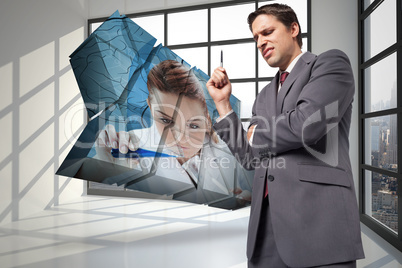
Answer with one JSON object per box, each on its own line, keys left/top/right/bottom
{"left": 360, "top": 0, "right": 401, "bottom": 247}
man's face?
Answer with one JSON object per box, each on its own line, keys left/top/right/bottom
{"left": 252, "top": 14, "right": 300, "bottom": 71}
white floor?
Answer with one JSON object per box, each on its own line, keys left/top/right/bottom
{"left": 2, "top": 196, "right": 402, "bottom": 268}
{"left": 0, "top": 196, "right": 250, "bottom": 268}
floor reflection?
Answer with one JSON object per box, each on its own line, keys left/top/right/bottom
{"left": 0, "top": 196, "right": 249, "bottom": 268}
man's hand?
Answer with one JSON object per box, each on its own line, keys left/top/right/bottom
{"left": 206, "top": 67, "right": 233, "bottom": 116}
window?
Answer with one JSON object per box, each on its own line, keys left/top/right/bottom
{"left": 86, "top": 0, "right": 311, "bottom": 197}
{"left": 359, "top": 0, "right": 401, "bottom": 251}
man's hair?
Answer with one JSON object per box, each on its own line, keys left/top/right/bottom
{"left": 247, "top": 3, "right": 303, "bottom": 48}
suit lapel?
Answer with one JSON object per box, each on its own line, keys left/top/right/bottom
{"left": 276, "top": 52, "right": 316, "bottom": 114}
{"left": 266, "top": 73, "right": 279, "bottom": 116}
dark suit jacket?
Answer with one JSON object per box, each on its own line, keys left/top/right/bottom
{"left": 213, "top": 50, "right": 364, "bottom": 267}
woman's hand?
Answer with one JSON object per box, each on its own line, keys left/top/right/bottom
{"left": 94, "top": 124, "right": 141, "bottom": 168}
{"left": 233, "top": 188, "right": 252, "bottom": 202}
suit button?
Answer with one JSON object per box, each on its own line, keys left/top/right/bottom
{"left": 268, "top": 175, "right": 274, "bottom": 182}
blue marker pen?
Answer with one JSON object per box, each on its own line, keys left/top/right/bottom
{"left": 111, "top": 148, "right": 177, "bottom": 158}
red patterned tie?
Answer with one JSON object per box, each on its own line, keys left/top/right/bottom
{"left": 280, "top": 71, "right": 289, "bottom": 86}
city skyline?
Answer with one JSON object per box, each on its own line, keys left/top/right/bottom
{"left": 368, "top": 85, "right": 398, "bottom": 233}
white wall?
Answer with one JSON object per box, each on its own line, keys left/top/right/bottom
{"left": 0, "top": 0, "right": 231, "bottom": 227}
{"left": 311, "top": 0, "right": 402, "bottom": 267}
{"left": 0, "top": 0, "right": 230, "bottom": 227}
{"left": 2, "top": 0, "right": 402, "bottom": 266}
{"left": 0, "top": 0, "right": 88, "bottom": 225}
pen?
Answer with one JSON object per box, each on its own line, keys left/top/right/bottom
{"left": 220, "top": 50, "right": 223, "bottom": 68}
{"left": 111, "top": 148, "right": 177, "bottom": 158}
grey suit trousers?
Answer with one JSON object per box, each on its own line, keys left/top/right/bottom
{"left": 248, "top": 196, "right": 357, "bottom": 268}
{"left": 248, "top": 196, "right": 288, "bottom": 267}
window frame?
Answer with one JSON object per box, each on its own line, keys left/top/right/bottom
{"left": 86, "top": 0, "right": 311, "bottom": 198}
{"left": 358, "top": 0, "right": 402, "bottom": 251}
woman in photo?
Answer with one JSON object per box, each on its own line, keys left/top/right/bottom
{"left": 94, "top": 60, "right": 253, "bottom": 208}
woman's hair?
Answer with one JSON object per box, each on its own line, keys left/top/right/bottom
{"left": 147, "top": 60, "right": 218, "bottom": 143}
{"left": 247, "top": 3, "right": 303, "bottom": 48}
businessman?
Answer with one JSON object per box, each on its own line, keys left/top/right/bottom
{"left": 207, "top": 4, "right": 364, "bottom": 268}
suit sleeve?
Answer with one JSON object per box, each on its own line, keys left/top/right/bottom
{"left": 213, "top": 109, "right": 256, "bottom": 170}
{"left": 253, "top": 49, "right": 355, "bottom": 156}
